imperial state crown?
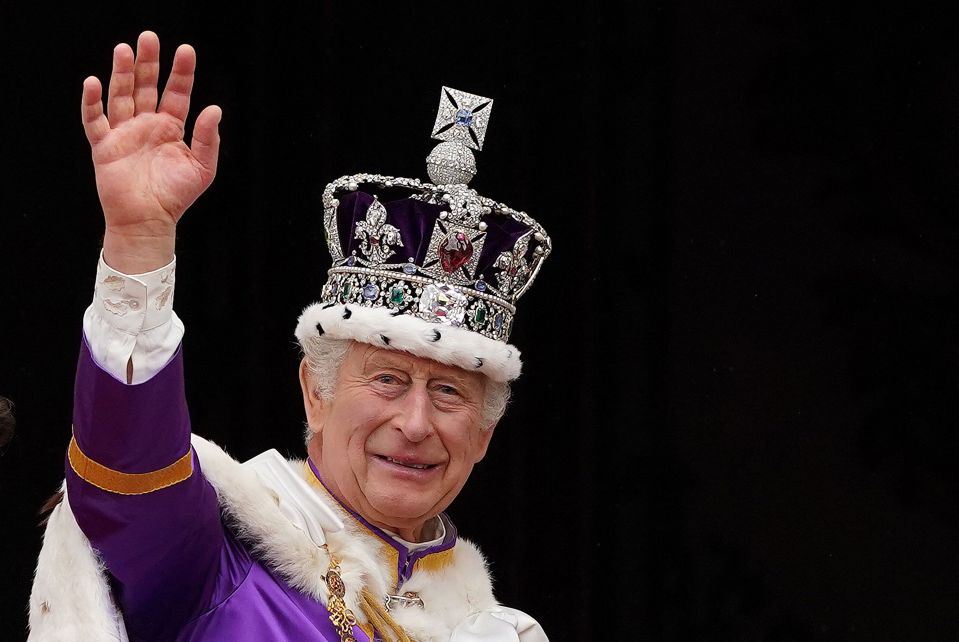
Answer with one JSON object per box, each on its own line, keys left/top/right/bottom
{"left": 295, "top": 87, "right": 552, "bottom": 382}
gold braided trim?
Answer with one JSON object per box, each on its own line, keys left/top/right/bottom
{"left": 412, "top": 548, "right": 455, "bottom": 574}
{"left": 68, "top": 435, "right": 193, "bottom": 495}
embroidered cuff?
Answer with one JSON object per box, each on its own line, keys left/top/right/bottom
{"left": 94, "top": 251, "right": 177, "bottom": 334}
{"left": 68, "top": 435, "right": 193, "bottom": 495}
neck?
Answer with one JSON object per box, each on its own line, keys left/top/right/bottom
{"left": 389, "top": 522, "right": 431, "bottom": 544}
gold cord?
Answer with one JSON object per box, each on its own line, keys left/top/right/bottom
{"left": 360, "top": 588, "right": 414, "bottom": 642}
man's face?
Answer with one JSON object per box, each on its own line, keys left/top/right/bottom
{"left": 301, "top": 342, "right": 495, "bottom": 539}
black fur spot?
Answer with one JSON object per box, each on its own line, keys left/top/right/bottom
{"left": 429, "top": 330, "right": 442, "bottom": 342}
{"left": 342, "top": 307, "right": 352, "bottom": 320}
{"left": 380, "top": 334, "right": 391, "bottom": 346}
{"left": 315, "top": 322, "right": 325, "bottom": 335}
{"left": 390, "top": 309, "right": 403, "bottom": 317}
{"left": 322, "top": 303, "right": 335, "bottom": 310}
{"left": 474, "top": 357, "right": 484, "bottom": 368}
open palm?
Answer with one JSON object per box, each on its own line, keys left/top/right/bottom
{"left": 82, "top": 31, "right": 221, "bottom": 270}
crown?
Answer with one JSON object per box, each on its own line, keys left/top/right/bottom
{"left": 295, "top": 88, "right": 552, "bottom": 382}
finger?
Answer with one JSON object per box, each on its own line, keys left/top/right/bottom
{"left": 158, "top": 44, "right": 196, "bottom": 123}
{"left": 191, "top": 105, "right": 222, "bottom": 175}
{"left": 132, "top": 31, "right": 161, "bottom": 115}
{"left": 81, "top": 76, "right": 111, "bottom": 146}
{"left": 106, "top": 43, "right": 135, "bottom": 126}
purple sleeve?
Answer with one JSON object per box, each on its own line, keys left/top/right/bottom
{"left": 66, "top": 336, "right": 231, "bottom": 640}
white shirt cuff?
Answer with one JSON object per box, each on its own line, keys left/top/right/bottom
{"left": 83, "top": 251, "right": 184, "bottom": 384}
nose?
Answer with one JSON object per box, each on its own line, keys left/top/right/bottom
{"left": 394, "top": 383, "right": 434, "bottom": 443}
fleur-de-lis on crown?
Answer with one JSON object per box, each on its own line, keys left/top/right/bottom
{"left": 355, "top": 198, "right": 404, "bottom": 264}
{"left": 494, "top": 230, "right": 533, "bottom": 295}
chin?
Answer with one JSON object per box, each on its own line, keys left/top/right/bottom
{"left": 365, "top": 490, "right": 439, "bottom": 525}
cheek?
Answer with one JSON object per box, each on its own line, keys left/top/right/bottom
{"left": 443, "top": 425, "right": 485, "bottom": 462}
{"left": 339, "top": 403, "right": 389, "bottom": 450}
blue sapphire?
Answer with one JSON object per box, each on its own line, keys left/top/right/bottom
{"left": 455, "top": 108, "right": 474, "bottom": 126}
{"left": 493, "top": 313, "right": 504, "bottom": 331}
{"left": 362, "top": 283, "right": 379, "bottom": 300}
{"left": 474, "top": 279, "right": 487, "bottom": 292}
{"left": 346, "top": 255, "right": 356, "bottom": 267}
{"left": 402, "top": 262, "right": 417, "bottom": 275}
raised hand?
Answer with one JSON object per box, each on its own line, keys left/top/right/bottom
{"left": 82, "top": 30, "right": 222, "bottom": 273}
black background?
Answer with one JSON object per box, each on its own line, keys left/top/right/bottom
{"left": 3, "top": 2, "right": 959, "bottom": 640}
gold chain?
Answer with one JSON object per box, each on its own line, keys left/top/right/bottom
{"left": 322, "top": 545, "right": 358, "bottom": 642}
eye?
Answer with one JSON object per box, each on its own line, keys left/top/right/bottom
{"left": 376, "top": 374, "right": 400, "bottom": 385}
{"left": 436, "top": 384, "right": 460, "bottom": 396}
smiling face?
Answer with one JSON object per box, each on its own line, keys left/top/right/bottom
{"left": 300, "top": 341, "right": 496, "bottom": 541}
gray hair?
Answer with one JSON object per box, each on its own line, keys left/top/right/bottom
{"left": 300, "top": 335, "right": 510, "bottom": 444}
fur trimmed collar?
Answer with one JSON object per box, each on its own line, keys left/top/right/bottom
{"left": 29, "top": 435, "right": 498, "bottom": 642}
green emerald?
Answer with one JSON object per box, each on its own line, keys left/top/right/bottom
{"left": 474, "top": 303, "right": 487, "bottom": 324}
{"left": 342, "top": 282, "right": 352, "bottom": 297}
{"left": 390, "top": 287, "right": 405, "bottom": 306}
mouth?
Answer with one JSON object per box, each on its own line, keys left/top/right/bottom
{"left": 374, "top": 455, "right": 439, "bottom": 471}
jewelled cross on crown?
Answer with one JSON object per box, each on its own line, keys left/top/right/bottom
{"left": 426, "top": 87, "right": 493, "bottom": 186}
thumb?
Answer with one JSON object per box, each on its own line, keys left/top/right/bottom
{"left": 191, "top": 105, "right": 222, "bottom": 175}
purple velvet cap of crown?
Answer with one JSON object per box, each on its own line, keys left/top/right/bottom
{"left": 335, "top": 190, "right": 534, "bottom": 282}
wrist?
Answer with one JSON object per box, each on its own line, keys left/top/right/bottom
{"left": 103, "top": 227, "right": 176, "bottom": 274}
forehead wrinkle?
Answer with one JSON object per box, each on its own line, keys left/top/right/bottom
{"left": 357, "top": 345, "right": 483, "bottom": 391}
{"left": 360, "top": 345, "right": 415, "bottom": 374}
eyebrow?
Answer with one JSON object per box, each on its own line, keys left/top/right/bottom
{"left": 362, "top": 352, "right": 414, "bottom": 373}
{"left": 362, "top": 352, "right": 480, "bottom": 390}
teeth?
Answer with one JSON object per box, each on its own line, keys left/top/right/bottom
{"left": 386, "top": 457, "right": 430, "bottom": 469}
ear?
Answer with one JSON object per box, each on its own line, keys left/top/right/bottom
{"left": 472, "top": 420, "right": 498, "bottom": 464}
{"left": 298, "top": 357, "right": 326, "bottom": 437}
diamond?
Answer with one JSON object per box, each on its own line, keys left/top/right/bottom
{"left": 439, "top": 232, "right": 474, "bottom": 273}
{"left": 419, "top": 284, "right": 467, "bottom": 326}
{"left": 362, "top": 283, "right": 379, "bottom": 300}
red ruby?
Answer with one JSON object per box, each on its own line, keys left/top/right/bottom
{"left": 439, "top": 232, "right": 473, "bottom": 273}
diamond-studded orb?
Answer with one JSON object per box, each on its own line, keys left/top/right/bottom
{"left": 419, "top": 284, "right": 468, "bottom": 326}
{"left": 439, "top": 231, "right": 474, "bottom": 273}
{"left": 427, "top": 142, "right": 476, "bottom": 185}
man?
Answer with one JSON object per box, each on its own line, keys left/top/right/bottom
{"left": 30, "top": 31, "right": 550, "bottom": 641}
